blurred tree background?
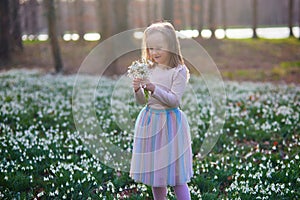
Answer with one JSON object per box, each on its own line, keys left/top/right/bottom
{"left": 0, "top": 0, "right": 299, "bottom": 81}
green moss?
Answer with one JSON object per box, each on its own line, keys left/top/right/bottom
{"left": 222, "top": 69, "right": 267, "bottom": 81}
{"left": 280, "top": 61, "right": 300, "bottom": 68}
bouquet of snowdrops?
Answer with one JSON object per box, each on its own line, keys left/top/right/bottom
{"left": 127, "top": 59, "right": 152, "bottom": 102}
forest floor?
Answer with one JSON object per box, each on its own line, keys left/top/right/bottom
{"left": 2, "top": 37, "right": 300, "bottom": 84}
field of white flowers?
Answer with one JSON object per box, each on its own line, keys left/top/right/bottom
{"left": 0, "top": 70, "right": 299, "bottom": 199}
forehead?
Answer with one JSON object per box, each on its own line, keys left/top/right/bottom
{"left": 146, "top": 32, "right": 168, "bottom": 48}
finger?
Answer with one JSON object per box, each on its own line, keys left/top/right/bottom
{"left": 134, "top": 78, "right": 142, "bottom": 82}
{"left": 132, "top": 80, "right": 137, "bottom": 84}
{"left": 141, "top": 80, "right": 150, "bottom": 85}
{"left": 133, "top": 81, "right": 141, "bottom": 87}
{"left": 133, "top": 82, "right": 141, "bottom": 88}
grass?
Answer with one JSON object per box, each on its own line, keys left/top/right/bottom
{"left": 234, "top": 37, "right": 300, "bottom": 45}
{"left": 3, "top": 38, "right": 300, "bottom": 83}
{"left": 221, "top": 61, "right": 300, "bottom": 82}
{"left": 280, "top": 61, "right": 300, "bottom": 68}
{"left": 188, "top": 37, "right": 300, "bottom": 83}
{"left": 221, "top": 69, "right": 268, "bottom": 81}
{"left": 0, "top": 70, "right": 299, "bottom": 199}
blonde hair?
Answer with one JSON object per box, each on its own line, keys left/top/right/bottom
{"left": 142, "top": 22, "right": 184, "bottom": 68}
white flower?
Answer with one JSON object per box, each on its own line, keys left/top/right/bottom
{"left": 127, "top": 59, "right": 152, "bottom": 79}
{"left": 37, "top": 191, "right": 45, "bottom": 198}
{"left": 276, "top": 105, "right": 293, "bottom": 116}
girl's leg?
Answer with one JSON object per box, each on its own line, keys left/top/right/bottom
{"left": 152, "top": 186, "right": 167, "bottom": 200}
{"left": 174, "top": 183, "right": 191, "bottom": 200}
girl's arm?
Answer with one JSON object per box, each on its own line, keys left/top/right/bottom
{"left": 133, "top": 78, "right": 146, "bottom": 105}
{"left": 151, "top": 66, "right": 188, "bottom": 107}
{"left": 134, "top": 88, "right": 146, "bottom": 105}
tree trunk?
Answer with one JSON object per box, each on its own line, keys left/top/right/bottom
{"left": 10, "top": 0, "right": 23, "bottom": 51}
{"left": 0, "top": 0, "right": 10, "bottom": 64}
{"left": 75, "top": 0, "right": 85, "bottom": 40}
{"left": 190, "top": 0, "right": 195, "bottom": 29}
{"left": 154, "top": 0, "right": 159, "bottom": 21}
{"left": 96, "top": 0, "right": 116, "bottom": 75}
{"left": 252, "top": 0, "right": 258, "bottom": 39}
{"left": 56, "top": 0, "right": 64, "bottom": 37}
{"left": 97, "top": 0, "right": 114, "bottom": 41}
{"left": 208, "top": 0, "right": 216, "bottom": 38}
{"left": 288, "top": 0, "right": 294, "bottom": 37}
{"left": 178, "top": 0, "right": 186, "bottom": 29}
{"left": 146, "top": 0, "right": 151, "bottom": 24}
{"left": 113, "top": 0, "right": 128, "bottom": 34}
{"left": 221, "top": 0, "right": 227, "bottom": 38}
{"left": 29, "top": 0, "right": 38, "bottom": 36}
{"left": 67, "top": 0, "right": 75, "bottom": 33}
{"left": 163, "top": 0, "right": 174, "bottom": 23}
{"left": 197, "top": 0, "right": 204, "bottom": 37}
{"left": 45, "top": 0, "right": 63, "bottom": 73}
{"left": 299, "top": 0, "right": 300, "bottom": 40}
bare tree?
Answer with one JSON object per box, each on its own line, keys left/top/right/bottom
{"left": 208, "top": 0, "right": 216, "bottom": 38}
{"left": 197, "top": 0, "right": 204, "bottom": 37}
{"left": 154, "top": 0, "right": 159, "bottom": 21}
{"left": 113, "top": 0, "right": 129, "bottom": 34}
{"left": 299, "top": 0, "right": 300, "bottom": 40}
{"left": 288, "top": 0, "right": 295, "bottom": 37}
{"left": 66, "top": 0, "right": 75, "bottom": 33}
{"left": 177, "top": 0, "right": 186, "bottom": 29}
{"left": 75, "top": 0, "right": 85, "bottom": 40}
{"left": 97, "top": 0, "right": 129, "bottom": 35}
{"left": 10, "top": 0, "right": 23, "bottom": 51}
{"left": 56, "top": 0, "right": 65, "bottom": 37}
{"left": 0, "top": 0, "right": 10, "bottom": 64}
{"left": 221, "top": 0, "right": 227, "bottom": 38}
{"left": 190, "top": 0, "right": 196, "bottom": 29}
{"left": 29, "top": 0, "right": 38, "bottom": 35}
{"left": 146, "top": 0, "right": 151, "bottom": 24}
{"left": 252, "top": 0, "right": 258, "bottom": 39}
{"left": 0, "top": 0, "right": 23, "bottom": 66}
{"left": 45, "top": 0, "right": 63, "bottom": 73}
{"left": 95, "top": 0, "right": 118, "bottom": 75}
{"left": 97, "top": 0, "right": 113, "bottom": 40}
{"left": 22, "top": 0, "right": 38, "bottom": 36}
{"left": 163, "top": 0, "right": 174, "bottom": 22}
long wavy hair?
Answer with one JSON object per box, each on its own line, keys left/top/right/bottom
{"left": 141, "top": 22, "right": 184, "bottom": 68}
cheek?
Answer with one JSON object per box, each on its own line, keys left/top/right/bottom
{"left": 149, "top": 50, "right": 157, "bottom": 57}
{"left": 162, "top": 51, "right": 171, "bottom": 59}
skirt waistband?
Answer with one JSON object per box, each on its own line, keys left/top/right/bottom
{"left": 145, "top": 106, "right": 179, "bottom": 114}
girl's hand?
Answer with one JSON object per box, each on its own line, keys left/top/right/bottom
{"left": 133, "top": 78, "right": 143, "bottom": 92}
{"left": 141, "top": 78, "right": 155, "bottom": 93}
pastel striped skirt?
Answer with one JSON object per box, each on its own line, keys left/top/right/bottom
{"left": 130, "top": 106, "right": 193, "bottom": 187}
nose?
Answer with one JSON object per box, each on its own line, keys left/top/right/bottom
{"left": 150, "top": 48, "right": 158, "bottom": 55}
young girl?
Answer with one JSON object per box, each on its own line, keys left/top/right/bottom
{"left": 130, "top": 22, "right": 193, "bottom": 200}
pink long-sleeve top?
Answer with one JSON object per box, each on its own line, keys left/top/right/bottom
{"left": 134, "top": 64, "right": 189, "bottom": 109}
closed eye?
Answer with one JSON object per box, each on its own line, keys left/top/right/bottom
{"left": 148, "top": 47, "right": 163, "bottom": 51}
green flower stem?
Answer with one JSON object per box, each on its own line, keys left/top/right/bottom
{"left": 144, "top": 90, "right": 149, "bottom": 103}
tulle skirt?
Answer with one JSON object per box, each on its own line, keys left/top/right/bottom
{"left": 130, "top": 106, "right": 193, "bottom": 187}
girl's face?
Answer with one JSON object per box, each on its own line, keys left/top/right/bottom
{"left": 146, "top": 32, "right": 171, "bottom": 66}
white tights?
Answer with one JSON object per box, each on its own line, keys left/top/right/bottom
{"left": 152, "top": 183, "right": 191, "bottom": 200}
